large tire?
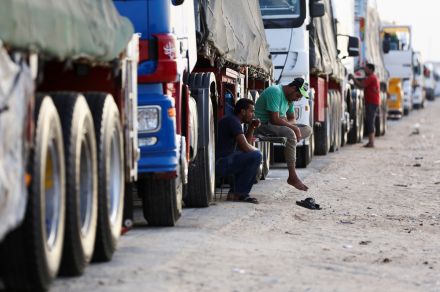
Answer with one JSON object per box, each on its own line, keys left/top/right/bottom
{"left": 329, "top": 91, "right": 341, "bottom": 152}
{"left": 381, "top": 97, "right": 387, "bottom": 136}
{"left": 314, "top": 106, "right": 330, "bottom": 155}
{"left": 185, "top": 98, "right": 215, "bottom": 207}
{"left": 358, "top": 100, "right": 365, "bottom": 142}
{"left": 84, "top": 93, "right": 124, "bottom": 262}
{"left": 375, "top": 106, "right": 382, "bottom": 137}
{"left": 0, "top": 95, "right": 66, "bottom": 291}
{"left": 52, "top": 93, "right": 98, "bottom": 276}
{"left": 341, "top": 93, "right": 348, "bottom": 147}
{"left": 348, "top": 93, "right": 362, "bottom": 144}
{"left": 261, "top": 141, "right": 271, "bottom": 179}
{"left": 139, "top": 175, "right": 182, "bottom": 226}
{"left": 296, "top": 143, "right": 312, "bottom": 168}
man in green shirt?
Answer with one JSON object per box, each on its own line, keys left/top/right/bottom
{"left": 254, "top": 77, "right": 312, "bottom": 192}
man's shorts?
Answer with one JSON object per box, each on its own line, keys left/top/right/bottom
{"left": 365, "top": 103, "right": 378, "bottom": 135}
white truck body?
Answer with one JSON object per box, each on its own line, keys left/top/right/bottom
{"left": 259, "top": 0, "right": 313, "bottom": 145}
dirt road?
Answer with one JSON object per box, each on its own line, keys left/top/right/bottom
{"left": 53, "top": 100, "right": 440, "bottom": 292}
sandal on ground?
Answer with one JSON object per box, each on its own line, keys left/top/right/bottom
{"left": 363, "top": 143, "right": 374, "bottom": 148}
{"left": 227, "top": 193, "right": 259, "bottom": 204}
{"left": 240, "top": 196, "right": 259, "bottom": 204}
{"left": 296, "top": 197, "right": 321, "bottom": 210}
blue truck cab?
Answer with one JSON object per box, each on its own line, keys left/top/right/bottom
{"left": 114, "top": 0, "right": 197, "bottom": 227}
{"left": 114, "top": 1, "right": 178, "bottom": 174}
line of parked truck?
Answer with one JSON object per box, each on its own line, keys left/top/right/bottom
{"left": 0, "top": 0, "right": 437, "bottom": 291}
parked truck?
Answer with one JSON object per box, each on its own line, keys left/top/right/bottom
{"left": 354, "top": 0, "right": 388, "bottom": 136}
{"left": 412, "top": 51, "right": 426, "bottom": 109}
{"left": 114, "top": 0, "right": 273, "bottom": 227}
{"left": 381, "top": 25, "right": 414, "bottom": 117}
{"left": 0, "top": 1, "right": 138, "bottom": 290}
{"left": 259, "top": 0, "right": 360, "bottom": 167}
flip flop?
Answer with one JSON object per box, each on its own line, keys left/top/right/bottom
{"left": 296, "top": 197, "right": 321, "bottom": 210}
{"left": 227, "top": 193, "right": 259, "bottom": 204}
{"left": 240, "top": 196, "right": 259, "bottom": 204}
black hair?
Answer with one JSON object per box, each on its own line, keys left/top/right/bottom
{"left": 234, "top": 98, "right": 254, "bottom": 115}
{"left": 366, "top": 63, "right": 375, "bottom": 72}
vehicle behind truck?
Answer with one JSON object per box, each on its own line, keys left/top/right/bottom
{"left": 114, "top": 0, "right": 273, "bottom": 227}
{"left": 0, "top": 1, "right": 138, "bottom": 290}
{"left": 412, "top": 51, "right": 426, "bottom": 109}
{"left": 381, "top": 25, "right": 414, "bottom": 117}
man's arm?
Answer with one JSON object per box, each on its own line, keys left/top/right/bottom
{"left": 352, "top": 77, "right": 365, "bottom": 88}
{"left": 351, "top": 74, "right": 372, "bottom": 89}
{"left": 269, "top": 111, "right": 302, "bottom": 140}
{"left": 286, "top": 112, "right": 296, "bottom": 124}
{"left": 244, "top": 119, "right": 260, "bottom": 144}
{"left": 236, "top": 134, "right": 258, "bottom": 152}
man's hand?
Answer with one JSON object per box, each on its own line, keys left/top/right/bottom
{"left": 292, "top": 125, "right": 302, "bottom": 141}
{"left": 250, "top": 118, "right": 261, "bottom": 129}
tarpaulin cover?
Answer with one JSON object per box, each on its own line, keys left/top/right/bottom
{"left": 309, "top": 0, "right": 345, "bottom": 81}
{"left": 364, "top": 6, "right": 388, "bottom": 82}
{"left": 0, "top": 0, "right": 134, "bottom": 62}
{"left": 197, "top": 0, "right": 273, "bottom": 76}
{"left": 0, "top": 42, "right": 32, "bottom": 240}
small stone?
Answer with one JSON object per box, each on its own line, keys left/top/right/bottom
{"left": 383, "top": 258, "right": 391, "bottom": 263}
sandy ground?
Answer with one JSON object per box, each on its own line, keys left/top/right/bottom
{"left": 50, "top": 100, "right": 440, "bottom": 292}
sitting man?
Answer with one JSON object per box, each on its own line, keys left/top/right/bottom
{"left": 254, "top": 77, "right": 312, "bottom": 191}
{"left": 216, "top": 98, "right": 262, "bottom": 204}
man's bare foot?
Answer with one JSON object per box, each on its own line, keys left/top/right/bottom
{"left": 287, "top": 177, "right": 309, "bottom": 191}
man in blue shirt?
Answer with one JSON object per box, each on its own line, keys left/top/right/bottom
{"left": 255, "top": 77, "right": 312, "bottom": 192}
{"left": 216, "top": 99, "right": 262, "bottom": 204}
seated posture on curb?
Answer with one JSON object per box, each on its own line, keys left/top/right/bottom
{"left": 254, "top": 77, "right": 312, "bottom": 191}
{"left": 216, "top": 98, "right": 262, "bottom": 204}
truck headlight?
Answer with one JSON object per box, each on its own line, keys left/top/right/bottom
{"left": 138, "top": 106, "right": 161, "bottom": 133}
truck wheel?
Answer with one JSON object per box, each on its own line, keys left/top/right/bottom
{"left": 329, "top": 91, "right": 341, "bottom": 152}
{"left": 51, "top": 93, "right": 98, "bottom": 276}
{"left": 186, "top": 98, "right": 215, "bottom": 207}
{"left": 139, "top": 175, "right": 182, "bottom": 226}
{"left": 348, "top": 94, "right": 360, "bottom": 144}
{"left": 314, "top": 107, "right": 330, "bottom": 156}
{"left": 358, "top": 101, "right": 365, "bottom": 142}
{"left": 375, "top": 106, "right": 381, "bottom": 137}
{"left": 381, "top": 101, "right": 387, "bottom": 135}
{"left": 341, "top": 95, "right": 348, "bottom": 147}
{"left": 84, "top": 93, "right": 124, "bottom": 262}
{"left": 254, "top": 161, "right": 263, "bottom": 183}
{"left": 261, "top": 142, "right": 270, "bottom": 179}
{"left": 0, "top": 95, "right": 66, "bottom": 291}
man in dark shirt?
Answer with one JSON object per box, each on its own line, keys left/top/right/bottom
{"left": 216, "top": 98, "right": 262, "bottom": 204}
{"left": 350, "top": 63, "right": 380, "bottom": 147}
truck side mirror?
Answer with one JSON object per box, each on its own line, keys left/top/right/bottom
{"left": 311, "top": 1, "right": 325, "bottom": 18}
{"left": 172, "top": 0, "right": 184, "bottom": 5}
{"left": 347, "top": 36, "right": 360, "bottom": 57}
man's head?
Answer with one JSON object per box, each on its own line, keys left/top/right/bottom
{"left": 234, "top": 98, "right": 255, "bottom": 123}
{"left": 284, "top": 77, "right": 310, "bottom": 102}
{"left": 365, "top": 63, "right": 375, "bottom": 75}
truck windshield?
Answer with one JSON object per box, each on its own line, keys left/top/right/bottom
{"left": 382, "top": 27, "right": 411, "bottom": 51}
{"left": 259, "top": 0, "right": 304, "bottom": 28}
